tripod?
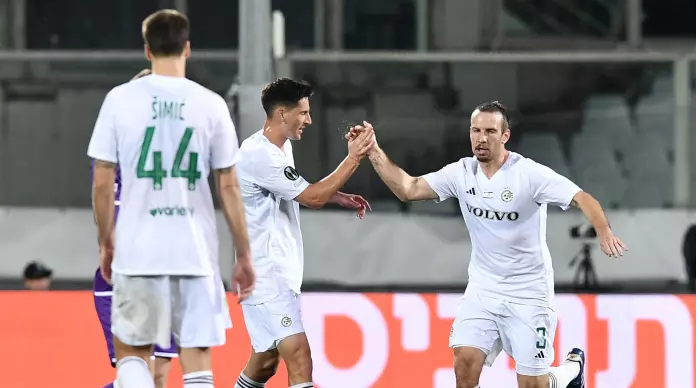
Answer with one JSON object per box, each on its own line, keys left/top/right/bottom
{"left": 568, "top": 243, "right": 598, "bottom": 290}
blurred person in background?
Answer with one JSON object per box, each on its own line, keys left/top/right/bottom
{"left": 348, "top": 101, "right": 627, "bottom": 388}
{"left": 232, "top": 78, "right": 373, "bottom": 388}
{"left": 91, "top": 68, "right": 178, "bottom": 388}
{"left": 88, "top": 9, "right": 254, "bottom": 388}
{"left": 22, "top": 261, "right": 52, "bottom": 290}
{"left": 682, "top": 223, "right": 695, "bottom": 292}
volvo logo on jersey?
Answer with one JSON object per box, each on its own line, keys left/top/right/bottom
{"left": 465, "top": 203, "right": 519, "bottom": 221}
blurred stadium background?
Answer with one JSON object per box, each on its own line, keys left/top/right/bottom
{"left": 0, "top": 0, "right": 695, "bottom": 387}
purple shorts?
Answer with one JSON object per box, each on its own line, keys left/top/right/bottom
{"left": 93, "top": 269, "right": 178, "bottom": 366}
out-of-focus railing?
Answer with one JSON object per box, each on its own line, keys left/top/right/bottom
{"left": 0, "top": 50, "right": 693, "bottom": 210}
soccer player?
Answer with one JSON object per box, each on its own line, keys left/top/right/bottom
{"left": 349, "top": 101, "right": 627, "bottom": 388}
{"left": 88, "top": 10, "right": 255, "bottom": 388}
{"left": 92, "top": 69, "right": 179, "bottom": 388}
{"left": 232, "top": 78, "right": 374, "bottom": 388}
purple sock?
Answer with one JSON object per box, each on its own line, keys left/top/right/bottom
{"left": 102, "top": 383, "right": 114, "bottom": 388}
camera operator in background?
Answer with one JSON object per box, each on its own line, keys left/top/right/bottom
{"left": 682, "top": 223, "right": 695, "bottom": 292}
{"left": 23, "top": 261, "right": 53, "bottom": 290}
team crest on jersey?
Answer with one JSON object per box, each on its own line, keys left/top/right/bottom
{"left": 281, "top": 315, "right": 293, "bottom": 327}
{"left": 284, "top": 166, "right": 300, "bottom": 181}
{"left": 501, "top": 188, "right": 514, "bottom": 202}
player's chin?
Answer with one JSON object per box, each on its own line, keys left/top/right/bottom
{"left": 473, "top": 149, "right": 488, "bottom": 160}
{"left": 474, "top": 153, "right": 491, "bottom": 162}
{"left": 290, "top": 129, "right": 303, "bottom": 140}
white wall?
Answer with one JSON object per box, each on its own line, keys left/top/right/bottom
{"left": 0, "top": 207, "right": 693, "bottom": 285}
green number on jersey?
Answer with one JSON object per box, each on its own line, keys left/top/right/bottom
{"left": 171, "top": 127, "right": 202, "bottom": 190}
{"left": 535, "top": 327, "right": 547, "bottom": 349}
{"left": 136, "top": 126, "right": 201, "bottom": 191}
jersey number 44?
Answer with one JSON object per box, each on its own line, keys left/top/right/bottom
{"left": 137, "top": 126, "right": 202, "bottom": 191}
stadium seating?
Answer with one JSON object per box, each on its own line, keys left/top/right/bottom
{"left": 516, "top": 132, "right": 573, "bottom": 178}
{"left": 580, "top": 95, "right": 634, "bottom": 152}
{"left": 577, "top": 152, "right": 626, "bottom": 208}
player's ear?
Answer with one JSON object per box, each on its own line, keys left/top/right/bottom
{"left": 183, "top": 41, "right": 191, "bottom": 59}
{"left": 143, "top": 45, "right": 152, "bottom": 61}
{"left": 502, "top": 128, "right": 510, "bottom": 144}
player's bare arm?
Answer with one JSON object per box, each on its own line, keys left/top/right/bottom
{"left": 92, "top": 160, "right": 116, "bottom": 247}
{"left": 570, "top": 190, "right": 628, "bottom": 258}
{"left": 295, "top": 126, "right": 375, "bottom": 209}
{"left": 215, "top": 165, "right": 255, "bottom": 300}
{"left": 367, "top": 146, "right": 438, "bottom": 202}
{"left": 348, "top": 122, "right": 438, "bottom": 202}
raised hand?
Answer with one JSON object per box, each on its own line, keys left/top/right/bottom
{"left": 347, "top": 123, "right": 376, "bottom": 162}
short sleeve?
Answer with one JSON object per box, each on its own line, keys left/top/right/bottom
{"left": 253, "top": 151, "right": 310, "bottom": 201}
{"left": 210, "top": 97, "right": 240, "bottom": 169}
{"left": 528, "top": 160, "right": 581, "bottom": 210}
{"left": 422, "top": 161, "right": 462, "bottom": 202}
{"left": 87, "top": 90, "right": 118, "bottom": 163}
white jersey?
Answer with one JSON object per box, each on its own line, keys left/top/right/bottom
{"left": 423, "top": 152, "right": 581, "bottom": 307}
{"left": 236, "top": 130, "right": 310, "bottom": 305}
{"left": 87, "top": 74, "right": 239, "bottom": 276}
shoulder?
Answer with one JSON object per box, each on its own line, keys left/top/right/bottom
{"left": 510, "top": 153, "right": 550, "bottom": 175}
{"left": 103, "top": 81, "right": 134, "bottom": 103}
{"left": 186, "top": 79, "right": 227, "bottom": 106}
{"left": 238, "top": 135, "right": 281, "bottom": 167}
{"left": 443, "top": 157, "right": 471, "bottom": 173}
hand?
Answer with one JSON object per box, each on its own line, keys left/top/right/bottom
{"left": 597, "top": 229, "right": 628, "bottom": 258}
{"left": 99, "top": 241, "right": 114, "bottom": 285}
{"left": 347, "top": 122, "right": 377, "bottom": 161}
{"left": 232, "top": 253, "right": 255, "bottom": 303}
{"left": 346, "top": 121, "right": 379, "bottom": 153}
{"left": 333, "top": 192, "right": 372, "bottom": 219}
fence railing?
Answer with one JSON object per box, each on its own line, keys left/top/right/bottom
{"left": 0, "top": 50, "right": 694, "bottom": 209}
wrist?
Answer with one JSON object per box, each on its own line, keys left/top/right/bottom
{"left": 594, "top": 225, "right": 612, "bottom": 235}
{"left": 347, "top": 155, "right": 362, "bottom": 165}
{"left": 329, "top": 192, "right": 342, "bottom": 203}
{"left": 236, "top": 249, "right": 252, "bottom": 262}
{"left": 368, "top": 146, "right": 381, "bottom": 160}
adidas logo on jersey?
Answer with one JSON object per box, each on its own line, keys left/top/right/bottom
{"left": 466, "top": 188, "right": 476, "bottom": 195}
{"left": 465, "top": 203, "right": 519, "bottom": 222}
{"left": 534, "top": 351, "right": 546, "bottom": 359}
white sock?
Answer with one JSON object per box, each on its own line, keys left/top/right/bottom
{"left": 235, "top": 373, "right": 265, "bottom": 388}
{"left": 116, "top": 356, "right": 155, "bottom": 388}
{"left": 289, "top": 383, "right": 313, "bottom": 388}
{"left": 184, "top": 371, "right": 215, "bottom": 387}
{"left": 549, "top": 361, "right": 581, "bottom": 388}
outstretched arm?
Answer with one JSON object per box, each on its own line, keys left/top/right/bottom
{"left": 569, "top": 191, "right": 627, "bottom": 257}
{"left": 367, "top": 146, "right": 438, "bottom": 202}
{"left": 295, "top": 126, "right": 376, "bottom": 209}
{"left": 295, "top": 157, "right": 362, "bottom": 209}
{"left": 570, "top": 191, "right": 609, "bottom": 232}
{"left": 528, "top": 160, "right": 627, "bottom": 258}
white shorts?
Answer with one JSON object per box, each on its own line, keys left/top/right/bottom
{"left": 241, "top": 290, "right": 305, "bottom": 353}
{"left": 449, "top": 290, "right": 557, "bottom": 376}
{"left": 111, "top": 273, "right": 229, "bottom": 350}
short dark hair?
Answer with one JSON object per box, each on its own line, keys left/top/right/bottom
{"left": 142, "top": 10, "right": 190, "bottom": 57}
{"left": 23, "top": 261, "right": 52, "bottom": 280}
{"left": 475, "top": 101, "right": 511, "bottom": 132}
{"left": 261, "top": 78, "right": 314, "bottom": 117}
